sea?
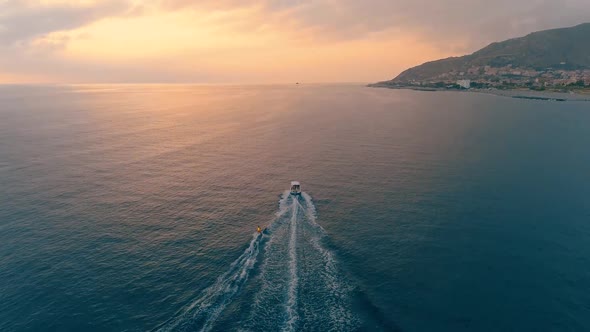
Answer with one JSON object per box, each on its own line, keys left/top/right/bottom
{"left": 1, "top": 84, "right": 589, "bottom": 331}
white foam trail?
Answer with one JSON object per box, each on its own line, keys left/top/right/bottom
{"left": 246, "top": 192, "right": 292, "bottom": 314}
{"left": 283, "top": 196, "right": 299, "bottom": 332}
{"left": 301, "top": 192, "right": 325, "bottom": 233}
{"left": 277, "top": 191, "right": 291, "bottom": 216}
{"left": 266, "top": 191, "right": 291, "bottom": 233}
{"left": 157, "top": 233, "right": 260, "bottom": 332}
{"left": 244, "top": 192, "right": 359, "bottom": 330}
{"left": 157, "top": 192, "right": 291, "bottom": 332}
{"left": 298, "top": 193, "right": 359, "bottom": 330}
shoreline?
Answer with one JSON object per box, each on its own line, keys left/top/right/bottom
{"left": 368, "top": 84, "right": 590, "bottom": 102}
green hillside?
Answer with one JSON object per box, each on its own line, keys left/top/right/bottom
{"left": 385, "top": 23, "right": 590, "bottom": 84}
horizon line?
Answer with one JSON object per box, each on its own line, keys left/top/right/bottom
{"left": 0, "top": 81, "right": 371, "bottom": 86}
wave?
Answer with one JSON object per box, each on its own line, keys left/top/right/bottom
{"left": 246, "top": 193, "right": 359, "bottom": 331}
{"left": 155, "top": 192, "right": 291, "bottom": 332}
{"left": 284, "top": 196, "right": 299, "bottom": 331}
{"left": 156, "top": 191, "right": 359, "bottom": 331}
{"left": 297, "top": 193, "right": 359, "bottom": 331}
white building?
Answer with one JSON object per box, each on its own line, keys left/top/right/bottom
{"left": 457, "top": 79, "right": 471, "bottom": 89}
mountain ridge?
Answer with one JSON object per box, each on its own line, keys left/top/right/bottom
{"left": 374, "top": 23, "right": 590, "bottom": 87}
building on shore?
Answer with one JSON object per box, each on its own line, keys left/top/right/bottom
{"left": 457, "top": 79, "right": 471, "bottom": 89}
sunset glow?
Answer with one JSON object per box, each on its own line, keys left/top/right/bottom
{"left": 1, "top": 0, "right": 588, "bottom": 83}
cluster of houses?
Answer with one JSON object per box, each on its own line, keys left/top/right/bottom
{"left": 408, "top": 65, "right": 590, "bottom": 90}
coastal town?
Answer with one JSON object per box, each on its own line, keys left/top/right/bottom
{"left": 395, "top": 65, "right": 590, "bottom": 91}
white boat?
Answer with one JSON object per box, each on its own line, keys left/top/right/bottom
{"left": 290, "top": 181, "right": 302, "bottom": 195}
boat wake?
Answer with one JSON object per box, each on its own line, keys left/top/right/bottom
{"left": 156, "top": 191, "right": 358, "bottom": 331}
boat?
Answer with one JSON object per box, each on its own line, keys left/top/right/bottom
{"left": 290, "top": 181, "right": 302, "bottom": 195}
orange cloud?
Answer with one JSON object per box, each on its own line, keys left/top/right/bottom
{"left": 6, "top": 0, "right": 585, "bottom": 83}
{"left": 22, "top": 3, "right": 451, "bottom": 83}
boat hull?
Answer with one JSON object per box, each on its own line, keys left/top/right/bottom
{"left": 290, "top": 181, "right": 301, "bottom": 196}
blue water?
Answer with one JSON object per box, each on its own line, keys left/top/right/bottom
{"left": 1, "top": 84, "right": 589, "bottom": 331}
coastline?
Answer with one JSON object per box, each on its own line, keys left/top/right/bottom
{"left": 368, "top": 83, "right": 590, "bottom": 102}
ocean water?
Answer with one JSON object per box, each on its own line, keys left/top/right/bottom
{"left": 1, "top": 84, "right": 590, "bottom": 331}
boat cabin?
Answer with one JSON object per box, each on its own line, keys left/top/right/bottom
{"left": 290, "top": 181, "right": 301, "bottom": 195}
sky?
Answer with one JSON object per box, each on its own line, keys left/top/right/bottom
{"left": 0, "top": 0, "right": 589, "bottom": 84}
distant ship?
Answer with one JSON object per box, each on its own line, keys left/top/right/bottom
{"left": 290, "top": 181, "right": 301, "bottom": 195}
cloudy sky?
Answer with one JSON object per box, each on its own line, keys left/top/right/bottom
{"left": 1, "top": 0, "right": 589, "bottom": 83}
